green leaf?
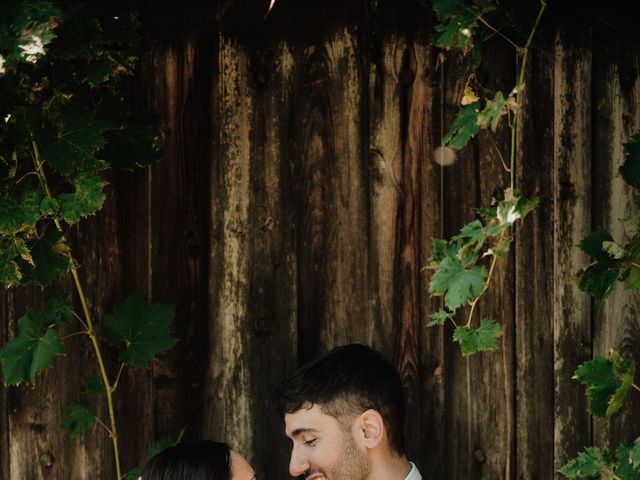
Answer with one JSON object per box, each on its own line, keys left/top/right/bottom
{"left": 614, "top": 442, "right": 640, "bottom": 479}
{"left": 432, "top": 0, "right": 459, "bottom": 17}
{"left": 452, "top": 318, "right": 503, "bottom": 356}
{"left": 579, "top": 230, "right": 613, "bottom": 258}
{"left": 443, "top": 102, "right": 481, "bottom": 149}
{"left": 40, "top": 196, "right": 60, "bottom": 215}
{"left": 515, "top": 196, "right": 540, "bottom": 218}
{"left": 0, "top": 314, "right": 63, "bottom": 385}
{"left": 20, "top": 230, "right": 71, "bottom": 286}
{"left": 476, "top": 91, "right": 507, "bottom": 131}
{"left": 61, "top": 403, "right": 95, "bottom": 439}
{"left": 429, "top": 256, "right": 487, "bottom": 310}
{"left": 452, "top": 219, "right": 486, "bottom": 251}
{"left": 38, "top": 110, "right": 110, "bottom": 175}
{"left": 630, "top": 437, "right": 640, "bottom": 468}
{"left": 559, "top": 447, "right": 605, "bottom": 479}
{"left": 39, "top": 294, "right": 74, "bottom": 325}
{"left": 0, "top": 182, "right": 42, "bottom": 234}
{"left": 576, "top": 259, "right": 621, "bottom": 300}
{"left": 84, "top": 375, "right": 104, "bottom": 396}
{"left": 59, "top": 173, "right": 107, "bottom": 225}
{"left": 607, "top": 351, "right": 635, "bottom": 417}
{"left": 0, "top": 237, "right": 28, "bottom": 286}
{"left": 428, "top": 309, "right": 451, "bottom": 326}
{"left": 100, "top": 122, "right": 164, "bottom": 170}
{"left": 627, "top": 267, "right": 640, "bottom": 289}
{"left": 104, "top": 292, "right": 178, "bottom": 368}
{"left": 620, "top": 133, "right": 640, "bottom": 189}
{"left": 573, "top": 352, "right": 635, "bottom": 417}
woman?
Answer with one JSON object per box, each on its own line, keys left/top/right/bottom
{"left": 141, "top": 440, "right": 256, "bottom": 480}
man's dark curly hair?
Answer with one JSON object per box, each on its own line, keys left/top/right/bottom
{"left": 272, "top": 344, "right": 406, "bottom": 455}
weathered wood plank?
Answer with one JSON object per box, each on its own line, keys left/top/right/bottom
{"left": 553, "top": 26, "right": 593, "bottom": 473}
{"left": 205, "top": 35, "right": 254, "bottom": 458}
{"left": 591, "top": 35, "right": 640, "bottom": 449}
{"left": 441, "top": 51, "right": 482, "bottom": 480}
{"left": 293, "top": 27, "right": 370, "bottom": 356}
{"left": 143, "top": 31, "right": 213, "bottom": 452}
{"left": 244, "top": 41, "right": 298, "bottom": 479}
{"left": 515, "top": 27, "right": 556, "bottom": 480}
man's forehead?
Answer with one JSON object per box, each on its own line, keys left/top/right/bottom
{"left": 284, "top": 404, "right": 335, "bottom": 436}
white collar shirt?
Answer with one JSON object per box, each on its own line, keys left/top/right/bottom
{"left": 405, "top": 462, "right": 422, "bottom": 480}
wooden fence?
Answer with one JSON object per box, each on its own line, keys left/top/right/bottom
{"left": 1, "top": 1, "right": 639, "bottom": 478}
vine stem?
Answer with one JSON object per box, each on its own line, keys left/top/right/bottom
{"left": 632, "top": 383, "right": 640, "bottom": 393}
{"left": 31, "top": 141, "right": 122, "bottom": 480}
{"left": 510, "top": 0, "right": 547, "bottom": 191}
{"left": 466, "top": 238, "right": 504, "bottom": 328}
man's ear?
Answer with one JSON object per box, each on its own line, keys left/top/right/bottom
{"left": 357, "top": 409, "right": 385, "bottom": 449}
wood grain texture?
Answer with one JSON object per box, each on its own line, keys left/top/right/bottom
{"left": 553, "top": 27, "right": 593, "bottom": 472}
{"left": 515, "top": 25, "right": 556, "bottom": 480}
{"left": 244, "top": 41, "right": 298, "bottom": 479}
{"left": 591, "top": 33, "right": 640, "bottom": 449}
{"left": 441, "top": 50, "right": 482, "bottom": 480}
{"left": 3, "top": 4, "right": 640, "bottom": 479}
{"left": 205, "top": 35, "right": 254, "bottom": 458}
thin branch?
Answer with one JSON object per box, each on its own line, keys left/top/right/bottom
{"left": 632, "top": 383, "right": 640, "bottom": 393}
{"left": 474, "top": 12, "right": 520, "bottom": 50}
{"left": 31, "top": 140, "right": 122, "bottom": 480}
{"left": 111, "top": 364, "right": 126, "bottom": 393}
{"left": 60, "top": 331, "right": 89, "bottom": 341}
{"left": 489, "top": 137, "right": 510, "bottom": 172}
{"left": 71, "top": 310, "right": 90, "bottom": 332}
{"left": 14, "top": 171, "right": 39, "bottom": 184}
{"left": 466, "top": 248, "right": 502, "bottom": 328}
{"left": 94, "top": 416, "right": 114, "bottom": 438}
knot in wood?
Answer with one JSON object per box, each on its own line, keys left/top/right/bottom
{"left": 39, "top": 451, "right": 54, "bottom": 468}
{"left": 473, "top": 449, "right": 486, "bottom": 463}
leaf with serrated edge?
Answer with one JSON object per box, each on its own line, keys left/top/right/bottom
{"left": 452, "top": 318, "right": 502, "bottom": 356}
{"left": 443, "top": 102, "right": 481, "bottom": 149}
{"left": 429, "top": 256, "right": 487, "bottom": 310}
{"left": 61, "top": 403, "right": 95, "bottom": 439}
{"left": 606, "top": 351, "right": 635, "bottom": 417}
{"left": 20, "top": 230, "right": 71, "bottom": 286}
{"left": 104, "top": 292, "right": 177, "bottom": 368}
{"left": 428, "top": 310, "right": 451, "bottom": 327}
{"left": 573, "top": 355, "right": 629, "bottom": 417}
{"left": 559, "top": 447, "right": 606, "bottom": 479}
{"left": 59, "top": 173, "right": 107, "bottom": 225}
{"left": 0, "top": 295, "right": 70, "bottom": 384}
{"left": 0, "top": 314, "right": 63, "bottom": 384}
{"left": 620, "top": 133, "right": 640, "bottom": 189}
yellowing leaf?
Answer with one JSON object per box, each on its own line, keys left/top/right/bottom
{"left": 461, "top": 85, "right": 479, "bottom": 105}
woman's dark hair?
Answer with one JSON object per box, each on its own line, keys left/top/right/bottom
{"left": 141, "top": 440, "right": 231, "bottom": 480}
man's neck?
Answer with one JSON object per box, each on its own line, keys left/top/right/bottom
{"left": 368, "top": 453, "right": 412, "bottom": 480}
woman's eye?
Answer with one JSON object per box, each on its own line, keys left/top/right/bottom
{"left": 304, "top": 439, "right": 317, "bottom": 447}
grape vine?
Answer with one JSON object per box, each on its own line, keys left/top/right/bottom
{"left": 1, "top": 2, "right": 178, "bottom": 478}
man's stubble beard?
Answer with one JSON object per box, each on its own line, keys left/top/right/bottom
{"left": 322, "top": 430, "right": 371, "bottom": 480}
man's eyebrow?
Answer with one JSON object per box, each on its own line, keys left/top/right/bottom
{"left": 290, "top": 427, "right": 318, "bottom": 437}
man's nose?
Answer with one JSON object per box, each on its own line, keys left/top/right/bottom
{"left": 289, "top": 446, "right": 310, "bottom": 477}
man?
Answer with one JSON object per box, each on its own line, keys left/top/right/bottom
{"left": 272, "top": 344, "right": 422, "bottom": 480}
